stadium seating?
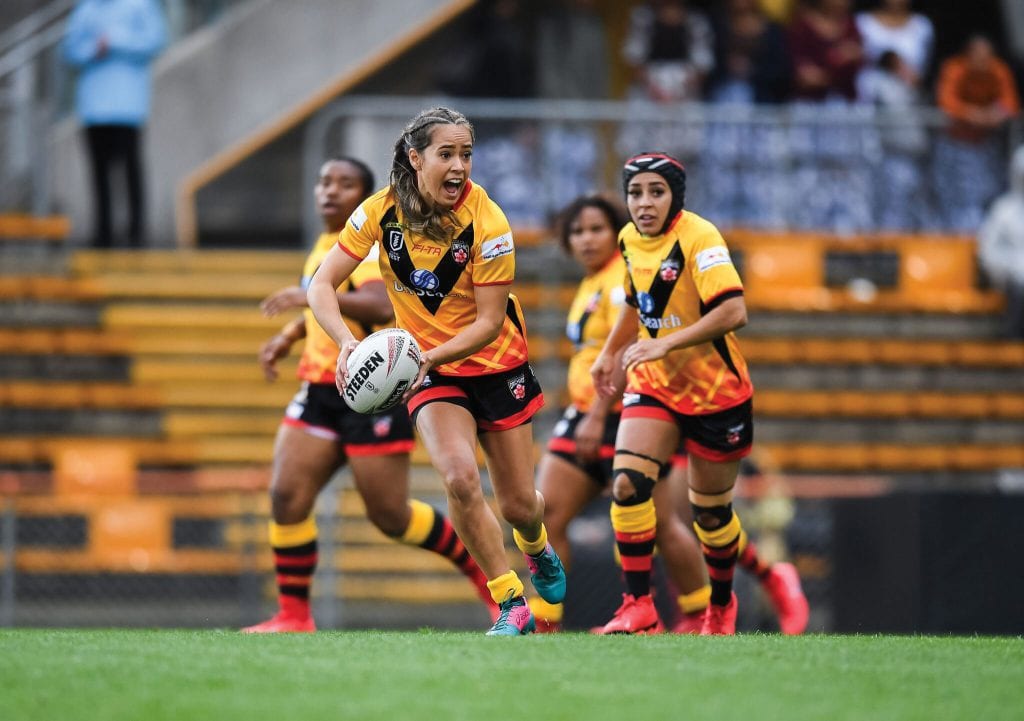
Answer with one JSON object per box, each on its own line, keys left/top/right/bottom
{"left": 2, "top": 234, "right": 1022, "bottom": 618}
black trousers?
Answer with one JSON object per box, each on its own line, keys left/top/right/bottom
{"left": 84, "top": 124, "right": 144, "bottom": 247}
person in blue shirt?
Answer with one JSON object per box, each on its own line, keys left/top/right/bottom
{"left": 62, "top": 0, "right": 167, "bottom": 248}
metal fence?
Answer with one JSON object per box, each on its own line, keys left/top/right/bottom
{"left": 303, "top": 95, "right": 1022, "bottom": 242}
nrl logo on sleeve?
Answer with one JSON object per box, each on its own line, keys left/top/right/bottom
{"left": 349, "top": 204, "right": 368, "bottom": 231}
{"left": 481, "top": 232, "right": 514, "bottom": 261}
{"left": 696, "top": 246, "right": 731, "bottom": 272}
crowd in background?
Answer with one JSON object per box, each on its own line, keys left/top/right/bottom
{"left": 436, "top": 0, "right": 1021, "bottom": 236}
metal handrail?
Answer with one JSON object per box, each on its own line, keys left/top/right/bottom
{"left": 0, "top": 0, "right": 74, "bottom": 81}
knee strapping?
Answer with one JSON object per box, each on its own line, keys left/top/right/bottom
{"left": 612, "top": 468, "right": 656, "bottom": 506}
{"left": 612, "top": 449, "right": 662, "bottom": 506}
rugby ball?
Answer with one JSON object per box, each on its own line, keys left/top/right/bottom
{"left": 342, "top": 328, "right": 422, "bottom": 414}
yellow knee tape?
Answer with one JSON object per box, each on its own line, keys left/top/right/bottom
{"left": 610, "top": 499, "right": 656, "bottom": 534}
{"left": 693, "top": 513, "right": 742, "bottom": 548}
{"left": 269, "top": 516, "right": 318, "bottom": 548}
{"left": 486, "top": 571, "right": 525, "bottom": 605}
{"left": 737, "top": 528, "right": 749, "bottom": 555}
{"left": 401, "top": 499, "right": 436, "bottom": 545}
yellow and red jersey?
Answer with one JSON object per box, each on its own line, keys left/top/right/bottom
{"left": 620, "top": 210, "right": 753, "bottom": 415}
{"left": 338, "top": 181, "right": 530, "bottom": 376}
{"left": 566, "top": 252, "right": 628, "bottom": 412}
{"left": 297, "top": 232, "right": 384, "bottom": 384}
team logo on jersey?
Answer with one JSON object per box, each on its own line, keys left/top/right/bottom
{"left": 373, "top": 416, "right": 393, "bottom": 438}
{"left": 507, "top": 373, "right": 527, "bottom": 401}
{"left": 451, "top": 240, "right": 470, "bottom": 265}
{"left": 636, "top": 291, "right": 656, "bottom": 315}
{"left": 659, "top": 259, "right": 680, "bottom": 282}
{"left": 410, "top": 269, "right": 440, "bottom": 291}
{"left": 726, "top": 423, "right": 745, "bottom": 446}
{"left": 388, "top": 229, "right": 405, "bottom": 252}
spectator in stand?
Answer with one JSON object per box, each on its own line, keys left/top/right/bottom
{"left": 855, "top": 0, "right": 934, "bottom": 89}
{"left": 706, "top": 0, "right": 791, "bottom": 104}
{"left": 622, "top": 0, "right": 715, "bottom": 103}
{"left": 61, "top": 0, "right": 167, "bottom": 248}
{"left": 435, "top": 0, "right": 534, "bottom": 99}
{"left": 787, "top": 0, "right": 864, "bottom": 102}
{"left": 858, "top": 50, "right": 930, "bottom": 230}
{"left": 535, "top": 0, "right": 609, "bottom": 213}
{"left": 536, "top": 0, "right": 610, "bottom": 101}
{"left": 933, "top": 34, "right": 1021, "bottom": 232}
{"left": 978, "top": 145, "right": 1024, "bottom": 339}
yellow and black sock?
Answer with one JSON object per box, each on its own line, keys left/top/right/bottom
{"left": 691, "top": 501, "right": 742, "bottom": 607}
{"left": 737, "top": 529, "right": 771, "bottom": 580}
{"left": 486, "top": 570, "right": 525, "bottom": 605}
{"left": 528, "top": 597, "right": 564, "bottom": 625}
{"left": 269, "top": 516, "right": 318, "bottom": 615}
{"left": 678, "top": 584, "right": 711, "bottom": 617}
{"left": 610, "top": 460, "right": 659, "bottom": 598}
{"left": 610, "top": 499, "right": 657, "bottom": 598}
{"left": 401, "top": 499, "right": 488, "bottom": 592}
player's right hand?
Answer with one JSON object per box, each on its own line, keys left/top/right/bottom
{"left": 335, "top": 340, "right": 359, "bottom": 395}
{"left": 590, "top": 353, "right": 617, "bottom": 399}
{"left": 260, "top": 286, "right": 307, "bottom": 318}
{"left": 258, "top": 334, "right": 292, "bottom": 381}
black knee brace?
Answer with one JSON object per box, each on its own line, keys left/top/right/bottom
{"left": 611, "top": 467, "right": 656, "bottom": 507}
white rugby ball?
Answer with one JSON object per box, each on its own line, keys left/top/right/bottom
{"left": 342, "top": 328, "right": 421, "bottom": 414}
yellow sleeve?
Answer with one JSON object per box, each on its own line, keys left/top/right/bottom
{"left": 337, "top": 198, "right": 378, "bottom": 260}
{"left": 687, "top": 223, "right": 744, "bottom": 304}
{"left": 471, "top": 199, "right": 515, "bottom": 286}
{"left": 349, "top": 248, "right": 384, "bottom": 289}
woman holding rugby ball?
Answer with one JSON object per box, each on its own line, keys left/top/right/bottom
{"left": 308, "top": 107, "right": 566, "bottom": 635}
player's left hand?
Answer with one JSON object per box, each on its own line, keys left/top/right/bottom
{"left": 622, "top": 338, "right": 669, "bottom": 369}
{"left": 403, "top": 353, "right": 436, "bottom": 403}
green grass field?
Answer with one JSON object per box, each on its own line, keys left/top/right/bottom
{"left": 1, "top": 630, "right": 1021, "bottom": 721}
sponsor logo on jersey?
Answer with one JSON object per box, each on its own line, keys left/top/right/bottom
{"left": 696, "top": 246, "right": 731, "bottom": 272}
{"left": 636, "top": 291, "right": 656, "bottom": 315}
{"left": 566, "top": 320, "right": 581, "bottom": 345}
{"left": 410, "top": 269, "right": 440, "bottom": 291}
{"left": 392, "top": 280, "right": 468, "bottom": 300}
{"left": 640, "top": 314, "right": 682, "bottom": 330}
{"left": 388, "top": 229, "right": 405, "bottom": 252}
{"left": 507, "top": 373, "right": 527, "bottom": 400}
{"left": 451, "top": 240, "right": 470, "bottom": 265}
{"left": 412, "top": 243, "right": 443, "bottom": 256}
{"left": 349, "top": 204, "right": 367, "bottom": 231}
{"left": 659, "top": 259, "right": 680, "bottom": 282}
{"left": 481, "top": 232, "right": 514, "bottom": 261}
{"left": 610, "top": 286, "right": 627, "bottom": 306}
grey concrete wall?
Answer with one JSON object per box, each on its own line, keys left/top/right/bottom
{"left": 49, "top": 0, "right": 467, "bottom": 246}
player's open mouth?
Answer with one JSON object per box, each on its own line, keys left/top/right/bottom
{"left": 442, "top": 179, "right": 462, "bottom": 198}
